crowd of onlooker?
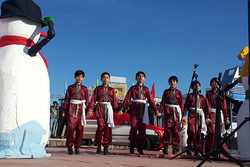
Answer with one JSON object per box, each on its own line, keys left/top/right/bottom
{"left": 50, "top": 101, "right": 66, "bottom": 138}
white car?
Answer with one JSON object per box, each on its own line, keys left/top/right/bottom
{"left": 82, "top": 119, "right": 162, "bottom": 150}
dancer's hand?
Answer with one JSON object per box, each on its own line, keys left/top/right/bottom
{"left": 225, "top": 118, "right": 230, "bottom": 125}
{"left": 182, "top": 116, "right": 186, "bottom": 123}
{"left": 206, "top": 118, "right": 211, "bottom": 124}
{"left": 156, "top": 112, "right": 161, "bottom": 118}
{"left": 117, "top": 110, "right": 123, "bottom": 117}
{"left": 87, "top": 110, "right": 93, "bottom": 118}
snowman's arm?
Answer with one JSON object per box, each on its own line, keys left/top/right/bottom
{"left": 28, "top": 20, "right": 55, "bottom": 57}
{"left": 223, "top": 80, "right": 239, "bottom": 92}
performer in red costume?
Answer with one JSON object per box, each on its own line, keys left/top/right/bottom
{"left": 182, "top": 81, "right": 206, "bottom": 156}
{"left": 64, "top": 70, "right": 89, "bottom": 155}
{"left": 87, "top": 72, "right": 118, "bottom": 155}
{"left": 159, "top": 76, "right": 184, "bottom": 155}
{"left": 118, "top": 71, "right": 160, "bottom": 155}
{"left": 205, "top": 77, "right": 230, "bottom": 152}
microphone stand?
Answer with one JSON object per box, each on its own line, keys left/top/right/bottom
{"left": 187, "top": 64, "right": 199, "bottom": 96}
{"left": 171, "top": 68, "right": 206, "bottom": 160}
{"left": 197, "top": 74, "right": 245, "bottom": 167}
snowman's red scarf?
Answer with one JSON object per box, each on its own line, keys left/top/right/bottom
{"left": 0, "top": 35, "right": 48, "bottom": 68}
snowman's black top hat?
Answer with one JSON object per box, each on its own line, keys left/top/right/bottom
{"left": 0, "top": 0, "right": 42, "bottom": 23}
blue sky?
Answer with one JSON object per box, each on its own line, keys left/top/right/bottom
{"left": 1, "top": 0, "right": 247, "bottom": 103}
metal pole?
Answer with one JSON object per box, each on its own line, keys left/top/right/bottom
{"left": 248, "top": 0, "right": 250, "bottom": 119}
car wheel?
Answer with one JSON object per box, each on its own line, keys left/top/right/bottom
{"left": 82, "top": 139, "right": 92, "bottom": 146}
{"left": 135, "top": 136, "right": 151, "bottom": 150}
{"left": 86, "top": 139, "right": 92, "bottom": 146}
{"left": 147, "top": 135, "right": 161, "bottom": 150}
{"left": 143, "top": 137, "right": 150, "bottom": 150}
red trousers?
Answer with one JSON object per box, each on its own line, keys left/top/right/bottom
{"left": 129, "top": 117, "right": 146, "bottom": 148}
{"left": 187, "top": 123, "right": 202, "bottom": 149}
{"left": 95, "top": 118, "right": 112, "bottom": 147}
{"left": 206, "top": 122, "right": 229, "bottom": 152}
{"left": 66, "top": 116, "right": 83, "bottom": 149}
{"left": 206, "top": 123, "right": 215, "bottom": 151}
{"left": 162, "top": 115, "right": 180, "bottom": 149}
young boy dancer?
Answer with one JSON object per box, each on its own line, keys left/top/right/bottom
{"left": 182, "top": 81, "right": 206, "bottom": 156}
{"left": 205, "top": 77, "right": 230, "bottom": 152}
{"left": 64, "top": 70, "right": 89, "bottom": 155}
{"left": 159, "top": 76, "right": 184, "bottom": 155}
{"left": 87, "top": 72, "right": 118, "bottom": 155}
{"left": 118, "top": 71, "right": 160, "bottom": 155}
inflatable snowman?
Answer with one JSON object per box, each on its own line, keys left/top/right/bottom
{"left": 0, "top": 0, "right": 55, "bottom": 158}
{"left": 236, "top": 46, "right": 250, "bottom": 160}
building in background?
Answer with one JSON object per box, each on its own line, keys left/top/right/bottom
{"left": 221, "top": 66, "right": 245, "bottom": 101}
{"left": 110, "top": 76, "right": 127, "bottom": 100}
{"left": 89, "top": 76, "right": 127, "bottom": 100}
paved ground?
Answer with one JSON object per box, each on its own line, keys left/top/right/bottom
{"left": 0, "top": 147, "right": 249, "bottom": 167}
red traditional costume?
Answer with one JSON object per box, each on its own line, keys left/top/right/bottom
{"left": 159, "top": 88, "right": 184, "bottom": 149}
{"left": 64, "top": 83, "right": 89, "bottom": 149}
{"left": 120, "top": 84, "right": 158, "bottom": 148}
{"left": 88, "top": 85, "right": 118, "bottom": 147}
{"left": 183, "top": 93, "right": 206, "bottom": 149}
{"left": 205, "top": 89, "right": 228, "bottom": 151}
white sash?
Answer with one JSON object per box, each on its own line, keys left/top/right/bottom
{"left": 131, "top": 99, "right": 149, "bottom": 124}
{"left": 165, "top": 104, "right": 182, "bottom": 123}
{"left": 70, "top": 99, "right": 86, "bottom": 126}
{"left": 99, "top": 102, "right": 115, "bottom": 128}
{"left": 211, "top": 108, "right": 225, "bottom": 135}
{"left": 189, "top": 107, "right": 207, "bottom": 136}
